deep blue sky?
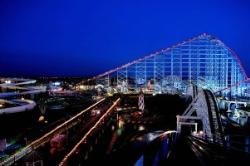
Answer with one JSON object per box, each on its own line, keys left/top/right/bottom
{"left": 0, "top": 0, "right": 250, "bottom": 77}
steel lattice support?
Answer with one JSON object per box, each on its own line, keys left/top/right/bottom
{"left": 117, "top": 68, "right": 128, "bottom": 93}
{"left": 96, "top": 75, "right": 110, "bottom": 88}
{"left": 178, "top": 89, "right": 214, "bottom": 141}
{"left": 135, "top": 60, "right": 146, "bottom": 90}
{"left": 154, "top": 55, "right": 165, "bottom": 93}
{"left": 92, "top": 33, "right": 248, "bottom": 96}
{"left": 138, "top": 90, "right": 145, "bottom": 111}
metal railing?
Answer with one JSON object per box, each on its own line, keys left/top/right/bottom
{"left": 59, "top": 98, "right": 121, "bottom": 166}
{"left": 0, "top": 98, "right": 105, "bottom": 166}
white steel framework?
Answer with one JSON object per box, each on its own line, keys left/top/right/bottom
{"left": 85, "top": 33, "right": 248, "bottom": 95}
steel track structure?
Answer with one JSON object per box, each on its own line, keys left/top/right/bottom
{"left": 85, "top": 33, "right": 248, "bottom": 96}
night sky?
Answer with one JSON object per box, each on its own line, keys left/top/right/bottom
{"left": 0, "top": 0, "right": 250, "bottom": 77}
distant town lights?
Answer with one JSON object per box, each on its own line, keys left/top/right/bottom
{"left": 96, "top": 110, "right": 100, "bottom": 114}
{"left": 199, "top": 130, "right": 204, "bottom": 135}
{"left": 5, "top": 80, "right": 11, "bottom": 84}
{"left": 53, "top": 82, "right": 61, "bottom": 86}
{"left": 138, "top": 125, "right": 145, "bottom": 131}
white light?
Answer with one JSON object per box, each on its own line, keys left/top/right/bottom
{"left": 138, "top": 125, "right": 145, "bottom": 131}
{"left": 118, "top": 119, "right": 124, "bottom": 128}
{"left": 54, "top": 82, "right": 61, "bottom": 86}
{"left": 38, "top": 116, "right": 45, "bottom": 122}
{"left": 234, "top": 110, "right": 240, "bottom": 118}
{"left": 147, "top": 133, "right": 158, "bottom": 142}
{"left": 0, "top": 104, "right": 3, "bottom": 108}
{"left": 5, "top": 80, "right": 11, "bottom": 84}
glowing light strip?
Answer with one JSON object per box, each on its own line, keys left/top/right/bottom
{"left": 84, "top": 33, "right": 248, "bottom": 83}
{"left": 209, "top": 36, "right": 248, "bottom": 79}
{"left": 0, "top": 98, "right": 105, "bottom": 166}
{"left": 83, "top": 33, "right": 208, "bottom": 83}
{"left": 31, "top": 98, "right": 105, "bottom": 146}
{"left": 228, "top": 47, "right": 248, "bottom": 79}
{"left": 0, "top": 78, "right": 45, "bottom": 98}
{"left": 160, "top": 130, "right": 177, "bottom": 137}
{"left": 59, "top": 98, "right": 120, "bottom": 166}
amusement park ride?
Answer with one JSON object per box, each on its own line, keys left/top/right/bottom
{"left": 81, "top": 33, "right": 249, "bottom": 98}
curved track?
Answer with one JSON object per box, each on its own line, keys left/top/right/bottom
{"left": 203, "top": 89, "right": 224, "bottom": 144}
{"left": 0, "top": 78, "right": 46, "bottom": 114}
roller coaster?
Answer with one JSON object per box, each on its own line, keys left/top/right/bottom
{"left": 82, "top": 33, "right": 249, "bottom": 97}
{"left": 0, "top": 78, "right": 46, "bottom": 114}
{"left": 1, "top": 33, "right": 250, "bottom": 165}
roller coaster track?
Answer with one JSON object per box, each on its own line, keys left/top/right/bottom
{"left": 0, "top": 78, "right": 46, "bottom": 114}
{"left": 203, "top": 89, "right": 224, "bottom": 144}
{"left": 179, "top": 86, "right": 224, "bottom": 144}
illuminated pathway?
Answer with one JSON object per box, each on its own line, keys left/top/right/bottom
{"left": 59, "top": 98, "right": 120, "bottom": 166}
{"left": 0, "top": 97, "right": 120, "bottom": 166}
